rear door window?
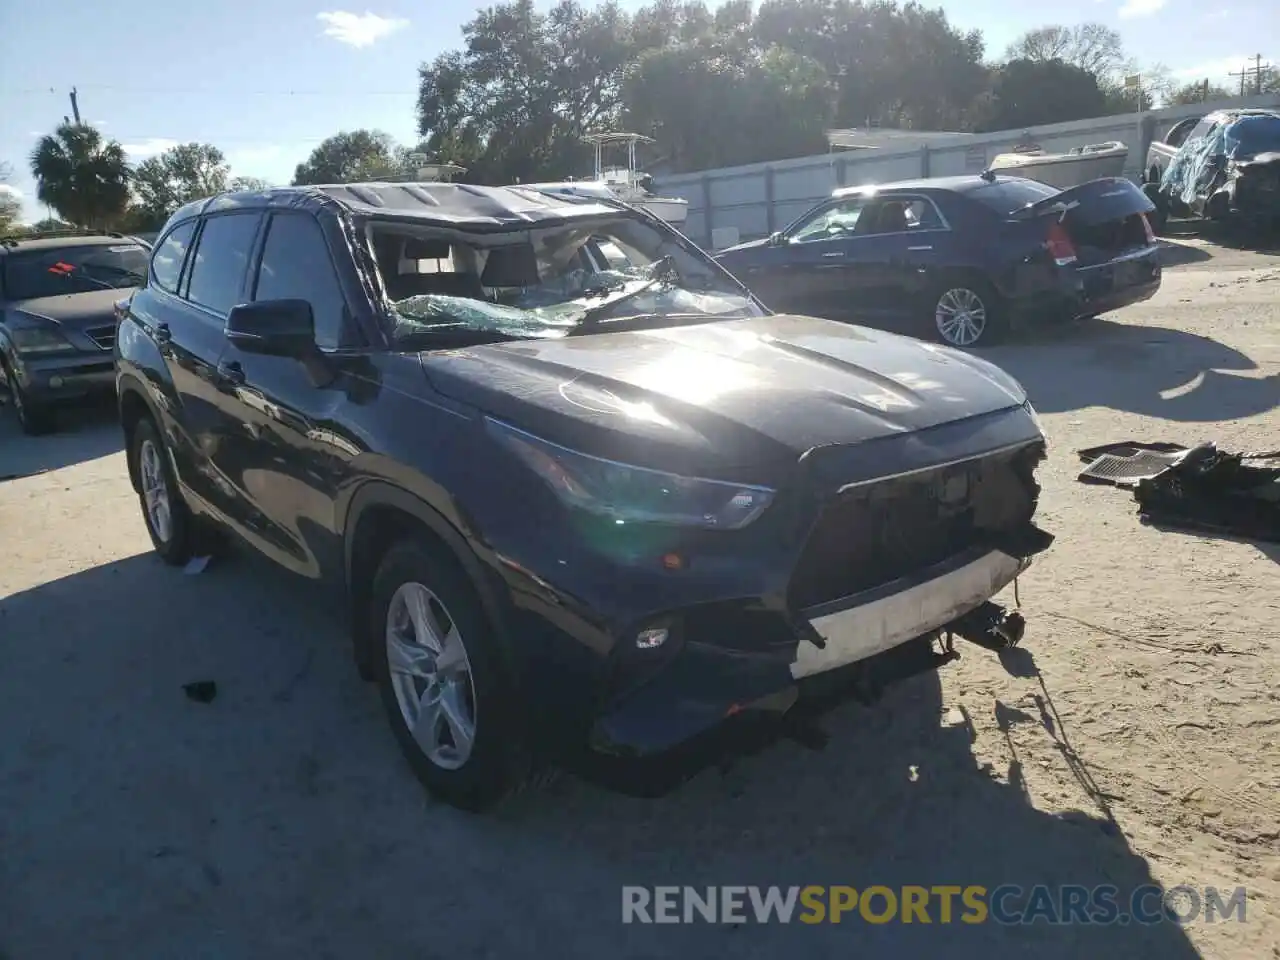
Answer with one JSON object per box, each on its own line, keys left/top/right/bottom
{"left": 185, "top": 212, "right": 262, "bottom": 315}
{"left": 253, "top": 212, "right": 348, "bottom": 349}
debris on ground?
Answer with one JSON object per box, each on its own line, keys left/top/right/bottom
{"left": 183, "top": 556, "right": 211, "bottom": 576}
{"left": 182, "top": 681, "right": 217, "bottom": 703}
{"left": 1077, "top": 440, "right": 1280, "bottom": 542}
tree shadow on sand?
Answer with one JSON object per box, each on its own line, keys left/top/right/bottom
{"left": 984, "top": 320, "right": 1280, "bottom": 421}
{"left": 0, "top": 553, "right": 1208, "bottom": 958}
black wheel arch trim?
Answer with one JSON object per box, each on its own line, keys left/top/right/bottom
{"left": 342, "top": 480, "right": 523, "bottom": 690}
{"left": 116, "top": 371, "right": 165, "bottom": 493}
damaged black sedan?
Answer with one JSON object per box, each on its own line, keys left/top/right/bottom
{"left": 114, "top": 182, "right": 1051, "bottom": 811}
{"left": 1144, "top": 109, "right": 1280, "bottom": 233}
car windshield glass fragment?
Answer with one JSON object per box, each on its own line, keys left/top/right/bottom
{"left": 369, "top": 213, "right": 760, "bottom": 348}
{"left": 2, "top": 243, "right": 149, "bottom": 300}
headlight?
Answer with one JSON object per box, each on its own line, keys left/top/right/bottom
{"left": 10, "top": 325, "right": 74, "bottom": 355}
{"left": 486, "top": 418, "right": 775, "bottom": 529}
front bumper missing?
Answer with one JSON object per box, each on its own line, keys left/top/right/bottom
{"left": 792, "top": 548, "right": 1028, "bottom": 679}
{"left": 589, "top": 538, "right": 1048, "bottom": 765}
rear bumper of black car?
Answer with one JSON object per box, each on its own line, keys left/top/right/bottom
{"left": 1011, "top": 244, "right": 1161, "bottom": 323}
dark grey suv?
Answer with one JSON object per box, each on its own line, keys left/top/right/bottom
{"left": 1, "top": 232, "right": 149, "bottom": 434}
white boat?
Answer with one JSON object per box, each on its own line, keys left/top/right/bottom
{"left": 988, "top": 140, "right": 1129, "bottom": 190}
{"left": 383, "top": 158, "right": 469, "bottom": 183}
{"left": 523, "top": 133, "right": 689, "bottom": 224}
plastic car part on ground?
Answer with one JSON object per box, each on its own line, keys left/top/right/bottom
{"left": 1078, "top": 441, "right": 1280, "bottom": 543}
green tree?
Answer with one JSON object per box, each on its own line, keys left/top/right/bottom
{"left": 417, "top": 0, "right": 642, "bottom": 183}
{"left": 28, "top": 122, "right": 130, "bottom": 230}
{"left": 0, "top": 162, "right": 22, "bottom": 235}
{"left": 976, "top": 59, "right": 1108, "bottom": 132}
{"left": 623, "top": 41, "right": 834, "bottom": 172}
{"left": 132, "top": 142, "right": 231, "bottom": 225}
{"left": 292, "top": 130, "right": 399, "bottom": 185}
{"left": 1004, "top": 24, "right": 1125, "bottom": 77}
{"left": 1166, "top": 80, "right": 1234, "bottom": 105}
{"left": 751, "top": 0, "right": 988, "bottom": 130}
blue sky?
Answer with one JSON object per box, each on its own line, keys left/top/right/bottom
{"left": 1, "top": 0, "right": 1275, "bottom": 223}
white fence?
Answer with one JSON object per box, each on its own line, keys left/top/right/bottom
{"left": 655, "top": 93, "right": 1280, "bottom": 250}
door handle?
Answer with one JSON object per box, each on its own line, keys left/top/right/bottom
{"left": 907, "top": 245, "right": 934, "bottom": 252}
{"left": 216, "top": 360, "right": 245, "bottom": 386}
{"left": 154, "top": 322, "right": 172, "bottom": 344}
{"left": 821, "top": 251, "right": 845, "bottom": 258}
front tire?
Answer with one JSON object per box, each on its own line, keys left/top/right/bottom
{"left": 369, "top": 538, "right": 530, "bottom": 812}
{"left": 927, "top": 279, "right": 1005, "bottom": 347}
{"left": 2, "top": 360, "right": 55, "bottom": 435}
{"left": 129, "top": 417, "right": 198, "bottom": 565}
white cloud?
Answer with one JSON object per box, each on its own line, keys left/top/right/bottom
{"left": 0, "top": 184, "right": 23, "bottom": 201}
{"left": 1118, "top": 0, "right": 1166, "bottom": 17}
{"left": 121, "top": 138, "right": 180, "bottom": 158}
{"left": 317, "top": 11, "right": 408, "bottom": 48}
{"left": 1172, "top": 55, "right": 1250, "bottom": 83}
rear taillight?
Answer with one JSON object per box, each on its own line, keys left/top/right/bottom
{"left": 1140, "top": 212, "right": 1156, "bottom": 244}
{"left": 1045, "top": 221, "right": 1077, "bottom": 266}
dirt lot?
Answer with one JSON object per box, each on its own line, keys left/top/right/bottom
{"left": 2, "top": 234, "right": 1278, "bottom": 960}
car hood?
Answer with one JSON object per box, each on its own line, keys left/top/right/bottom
{"left": 7, "top": 288, "right": 132, "bottom": 332}
{"left": 418, "top": 315, "right": 1028, "bottom": 480}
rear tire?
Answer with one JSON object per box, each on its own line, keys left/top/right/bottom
{"left": 129, "top": 417, "right": 198, "bottom": 565}
{"left": 926, "top": 278, "right": 1006, "bottom": 348}
{"left": 2, "top": 360, "right": 55, "bottom": 435}
{"left": 369, "top": 538, "right": 532, "bottom": 812}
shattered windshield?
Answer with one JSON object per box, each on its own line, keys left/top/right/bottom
{"left": 370, "top": 213, "right": 760, "bottom": 348}
{"left": 1224, "top": 115, "right": 1280, "bottom": 159}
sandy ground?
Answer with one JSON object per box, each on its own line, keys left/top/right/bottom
{"left": 2, "top": 232, "right": 1279, "bottom": 959}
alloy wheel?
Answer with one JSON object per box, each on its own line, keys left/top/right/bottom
{"left": 935, "top": 287, "right": 988, "bottom": 347}
{"left": 385, "top": 582, "right": 478, "bottom": 770}
{"left": 138, "top": 438, "right": 173, "bottom": 544}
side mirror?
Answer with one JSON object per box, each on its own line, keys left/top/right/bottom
{"left": 225, "top": 299, "right": 315, "bottom": 357}
{"left": 768, "top": 231, "right": 785, "bottom": 247}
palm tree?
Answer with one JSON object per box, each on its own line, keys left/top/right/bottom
{"left": 29, "top": 123, "right": 130, "bottom": 231}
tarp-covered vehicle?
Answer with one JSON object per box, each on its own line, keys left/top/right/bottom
{"left": 1145, "top": 109, "right": 1280, "bottom": 233}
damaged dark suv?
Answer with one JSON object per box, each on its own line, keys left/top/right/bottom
{"left": 115, "top": 183, "right": 1051, "bottom": 811}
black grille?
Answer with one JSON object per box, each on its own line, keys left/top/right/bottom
{"left": 788, "top": 444, "right": 1043, "bottom": 610}
{"left": 85, "top": 324, "right": 116, "bottom": 351}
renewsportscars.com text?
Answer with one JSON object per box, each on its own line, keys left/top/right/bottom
{"left": 621, "top": 884, "right": 1248, "bottom": 925}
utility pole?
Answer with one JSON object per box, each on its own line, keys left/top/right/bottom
{"left": 1228, "top": 55, "right": 1269, "bottom": 97}
{"left": 68, "top": 87, "right": 81, "bottom": 124}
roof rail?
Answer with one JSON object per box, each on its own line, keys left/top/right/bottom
{"left": 0, "top": 227, "right": 119, "bottom": 244}
{"left": 0, "top": 228, "right": 144, "bottom": 249}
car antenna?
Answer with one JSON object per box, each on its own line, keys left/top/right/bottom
{"left": 979, "top": 168, "right": 998, "bottom": 182}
